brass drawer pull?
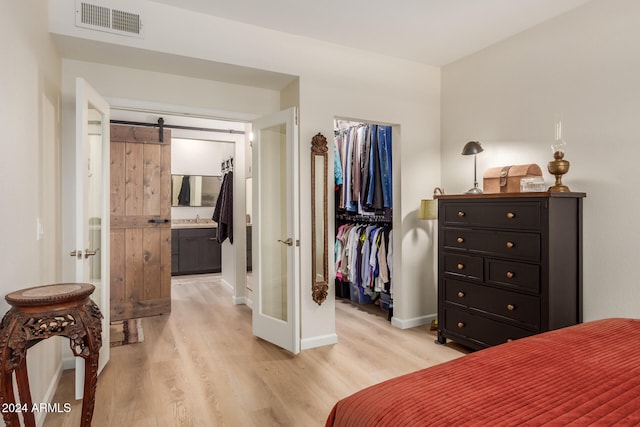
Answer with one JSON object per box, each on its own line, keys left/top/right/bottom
{"left": 506, "top": 241, "right": 515, "bottom": 249}
{"left": 506, "top": 212, "right": 515, "bottom": 219}
{"left": 457, "top": 211, "right": 465, "bottom": 217}
{"left": 457, "top": 322, "right": 465, "bottom": 328}
{"left": 507, "top": 304, "right": 515, "bottom": 311}
{"left": 457, "top": 263, "right": 464, "bottom": 270}
{"left": 456, "top": 237, "right": 464, "bottom": 243}
{"left": 506, "top": 271, "right": 514, "bottom": 279}
{"left": 457, "top": 291, "right": 465, "bottom": 298}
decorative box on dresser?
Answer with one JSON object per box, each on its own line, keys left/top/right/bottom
{"left": 436, "top": 192, "right": 585, "bottom": 350}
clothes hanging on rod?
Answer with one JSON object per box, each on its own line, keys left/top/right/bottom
{"left": 213, "top": 157, "right": 234, "bottom": 243}
{"left": 334, "top": 124, "right": 392, "bottom": 214}
{"left": 334, "top": 121, "right": 393, "bottom": 319}
{"left": 335, "top": 222, "right": 393, "bottom": 298}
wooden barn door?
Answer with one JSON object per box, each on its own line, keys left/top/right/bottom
{"left": 110, "top": 124, "right": 172, "bottom": 321}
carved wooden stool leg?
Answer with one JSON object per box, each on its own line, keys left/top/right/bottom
{"left": 0, "top": 314, "right": 21, "bottom": 427}
{"left": 75, "top": 300, "right": 102, "bottom": 427}
{"left": 15, "top": 357, "right": 35, "bottom": 427}
{"left": 0, "top": 371, "right": 19, "bottom": 427}
{"left": 80, "top": 352, "right": 100, "bottom": 427}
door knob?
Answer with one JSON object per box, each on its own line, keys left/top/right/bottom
{"left": 84, "top": 248, "right": 98, "bottom": 258}
{"left": 278, "top": 238, "right": 293, "bottom": 246}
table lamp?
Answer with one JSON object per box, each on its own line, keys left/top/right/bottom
{"left": 462, "top": 141, "right": 484, "bottom": 194}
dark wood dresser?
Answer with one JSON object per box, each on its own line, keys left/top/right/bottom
{"left": 436, "top": 192, "right": 585, "bottom": 350}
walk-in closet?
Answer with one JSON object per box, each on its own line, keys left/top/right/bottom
{"left": 333, "top": 119, "right": 393, "bottom": 320}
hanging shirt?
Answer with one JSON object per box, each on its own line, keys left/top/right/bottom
{"left": 378, "top": 126, "right": 393, "bottom": 208}
{"left": 334, "top": 137, "right": 343, "bottom": 188}
{"left": 344, "top": 128, "right": 357, "bottom": 212}
{"left": 360, "top": 125, "right": 371, "bottom": 208}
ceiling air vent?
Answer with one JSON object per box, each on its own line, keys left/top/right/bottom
{"left": 75, "top": 1, "right": 144, "bottom": 38}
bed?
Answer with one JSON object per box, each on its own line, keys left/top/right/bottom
{"left": 326, "top": 318, "right": 640, "bottom": 426}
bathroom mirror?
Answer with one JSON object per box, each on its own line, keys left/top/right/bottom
{"left": 171, "top": 175, "right": 221, "bottom": 207}
{"left": 311, "top": 133, "right": 329, "bottom": 305}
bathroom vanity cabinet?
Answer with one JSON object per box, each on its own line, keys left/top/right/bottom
{"left": 171, "top": 227, "right": 221, "bottom": 275}
{"left": 171, "top": 225, "right": 253, "bottom": 275}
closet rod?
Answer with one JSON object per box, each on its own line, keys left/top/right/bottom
{"left": 110, "top": 119, "right": 245, "bottom": 135}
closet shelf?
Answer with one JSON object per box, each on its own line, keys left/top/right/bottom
{"left": 336, "top": 210, "right": 392, "bottom": 224}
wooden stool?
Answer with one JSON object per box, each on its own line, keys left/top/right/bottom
{"left": 0, "top": 283, "right": 102, "bottom": 427}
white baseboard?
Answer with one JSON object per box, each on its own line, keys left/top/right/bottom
{"left": 220, "top": 279, "right": 233, "bottom": 291}
{"left": 62, "top": 355, "right": 75, "bottom": 371}
{"left": 391, "top": 313, "right": 436, "bottom": 329}
{"left": 301, "top": 333, "right": 338, "bottom": 350}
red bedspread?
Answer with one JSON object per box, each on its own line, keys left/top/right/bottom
{"left": 326, "top": 318, "right": 640, "bottom": 426}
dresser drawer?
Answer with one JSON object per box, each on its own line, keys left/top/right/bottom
{"left": 443, "top": 306, "right": 536, "bottom": 347}
{"left": 441, "top": 201, "right": 541, "bottom": 230}
{"left": 443, "top": 228, "right": 540, "bottom": 262}
{"left": 486, "top": 259, "right": 540, "bottom": 293}
{"left": 444, "top": 278, "right": 540, "bottom": 327}
{"left": 442, "top": 253, "right": 483, "bottom": 281}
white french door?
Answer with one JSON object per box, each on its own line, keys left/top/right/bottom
{"left": 74, "top": 78, "right": 111, "bottom": 398}
{"left": 251, "top": 107, "right": 300, "bottom": 354}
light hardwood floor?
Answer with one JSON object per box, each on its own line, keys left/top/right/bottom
{"left": 44, "top": 274, "right": 469, "bottom": 427}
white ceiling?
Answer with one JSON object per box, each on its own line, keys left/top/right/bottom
{"left": 149, "top": 0, "right": 591, "bottom": 66}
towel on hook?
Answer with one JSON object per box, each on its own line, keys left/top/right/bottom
{"left": 213, "top": 171, "right": 233, "bottom": 244}
{"left": 177, "top": 175, "right": 191, "bottom": 206}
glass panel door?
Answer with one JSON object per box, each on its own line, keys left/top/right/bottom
{"left": 251, "top": 108, "right": 299, "bottom": 354}
{"left": 74, "top": 78, "right": 110, "bottom": 398}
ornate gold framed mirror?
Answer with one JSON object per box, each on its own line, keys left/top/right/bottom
{"left": 311, "top": 133, "right": 329, "bottom": 305}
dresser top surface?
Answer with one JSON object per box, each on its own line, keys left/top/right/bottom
{"left": 436, "top": 191, "right": 586, "bottom": 200}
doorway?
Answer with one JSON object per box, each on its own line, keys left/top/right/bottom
{"left": 106, "top": 104, "right": 302, "bottom": 355}
{"left": 333, "top": 118, "right": 396, "bottom": 324}
{"left": 109, "top": 107, "right": 252, "bottom": 313}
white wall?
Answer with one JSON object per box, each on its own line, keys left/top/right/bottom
{"left": 441, "top": 0, "right": 640, "bottom": 320}
{"left": 172, "top": 139, "right": 234, "bottom": 176}
{"left": 0, "top": 0, "right": 63, "bottom": 424}
{"left": 50, "top": 0, "right": 442, "bottom": 347}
